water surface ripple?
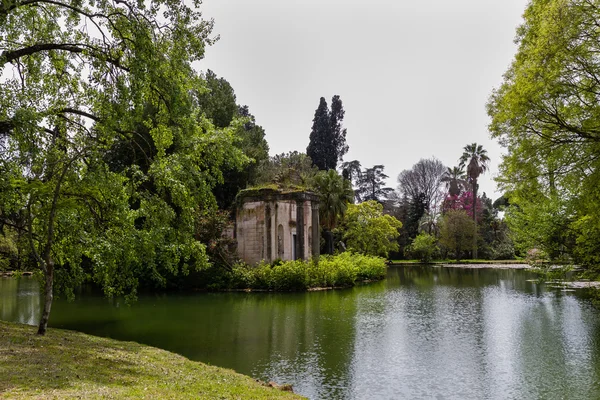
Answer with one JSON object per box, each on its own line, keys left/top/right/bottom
{"left": 2, "top": 266, "right": 599, "bottom": 399}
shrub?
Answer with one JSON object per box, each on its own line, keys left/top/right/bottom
{"left": 407, "top": 233, "right": 438, "bottom": 263}
{"left": 220, "top": 253, "right": 386, "bottom": 290}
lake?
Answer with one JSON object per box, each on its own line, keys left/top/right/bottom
{"left": 2, "top": 266, "right": 600, "bottom": 399}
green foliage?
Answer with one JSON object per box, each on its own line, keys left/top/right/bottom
{"left": 194, "top": 209, "right": 237, "bottom": 270}
{"left": 0, "top": 0, "right": 247, "bottom": 332}
{"left": 356, "top": 165, "right": 394, "bottom": 203}
{"left": 340, "top": 201, "right": 402, "bottom": 257}
{"left": 306, "top": 96, "right": 348, "bottom": 171}
{"left": 439, "top": 210, "right": 476, "bottom": 261}
{"left": 314, "top": 169, "right": 354, "bottom": 229}
{"left": 314, "top": 169, "right": 354, "bottom": 254}
{"left": 255, "top": 151, "right": 319, "bottom": 189}
{"left": 222, "top": 253, "right": 387, "bottom": 290}
{"left": 488, "top": 0, "right": 600, "bottom": 270}
{"left": 407, "top": 233, "right": 438, "bottom": 263}
{"left": 193, "top": 70, "right": 269, "bottom": 208}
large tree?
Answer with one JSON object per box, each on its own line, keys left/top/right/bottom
{"left": 194, "top": 70, "right": 269, "bottom": 208}
{"left": 488, "top": 0, "right": 600, "bottom": 267}
{"left": 313, "top": 169, "right": 354, "bottom": 254}
{"left": 397, "top": 157, "right": 446, "bottom": 214}
{"left": 356, "top": 165, "right": 394, "bottom": 203}
{"left": 459, "top": 143, "right": 489, "bottom": 259}
{"left": 439, "top": 210, "right": 476, "bottom": 262}
{"left": 0, "top": 0, "right": 243, "bottom": 334}
{"left": 441, "top": 166, "right": 467, "bottom": 197}
{"left": 306, "top": 95, "right": 348, "bottom": 171}
{"left": 341, "top": 201, "right": 402, "bottom": 257}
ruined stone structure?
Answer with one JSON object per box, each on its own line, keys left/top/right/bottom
{"left": 235, "top": 188, "right": 320, "bottom": 265}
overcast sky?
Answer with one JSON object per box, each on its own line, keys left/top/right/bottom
{"left": 196, "top": 0, "right": 529, "bottom": 200}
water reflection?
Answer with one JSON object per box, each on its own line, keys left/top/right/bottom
{"left": 2, "top": 267, "right": 600, "bottom": 400}
{"left": 0, "top": 277, "right": 40, "bottom": 325}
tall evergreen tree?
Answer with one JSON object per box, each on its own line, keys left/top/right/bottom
{"left": 357, "top": 165, "right": 394, "bottom": 203}
{"left": 330, "top": 95, "right": 349, "bottom": 165}
{"left": 307, "top": 96, "right": 348, "bottom": 170}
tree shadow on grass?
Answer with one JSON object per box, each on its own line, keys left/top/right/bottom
{"left": 0, "top": 321, "right": 167, "bottom": 395}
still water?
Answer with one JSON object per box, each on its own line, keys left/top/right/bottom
{"left": 2, "top": 266, "right": 600, "bottom": 399}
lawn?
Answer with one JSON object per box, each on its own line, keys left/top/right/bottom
{"left": 0, "top": 321, "right": 302, "bottom": 399}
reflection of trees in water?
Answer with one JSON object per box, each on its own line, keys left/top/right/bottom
{"left": 6, "top": 270, "right": 600, "bottom": 399}
{"left": 0, "top": 278, "right": 41, "bottom": 325}
{"left": 49, "top": 289, "right": 360, "bottom": 400}
{"left": 245, "top": 290, "right": 359, "bottom": 400}
{"left": 388, "top": 265, "right": 540, "bottom": 294}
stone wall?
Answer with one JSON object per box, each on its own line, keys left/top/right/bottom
{"left": 235, "top": 190, "right": 319, "bottom": 265}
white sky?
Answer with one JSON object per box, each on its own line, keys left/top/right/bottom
{"left": 196, "top": 0, "right": 529, "bottom": 201}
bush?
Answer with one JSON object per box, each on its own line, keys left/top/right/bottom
{"left": 222, "top": 253, "right": 386, "bottom": 291}
{"left": 407, "top": 233, "right": 438, "bottom": 263}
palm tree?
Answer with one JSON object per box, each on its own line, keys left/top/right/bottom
{"left": 459, "top": 143, "right": 490, "bottom": 259}
{"left": 314, "top": 169, "right": 354, "bottom": 254}
{"left": 441, "top": 166, "right": 467, "bottom": 197}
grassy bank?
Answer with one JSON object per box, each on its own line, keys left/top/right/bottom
{"left": 0, "top": 321, "right": 301, "bottom": 399}
{"left": 214, "top": 253, "right": 387, "bottom": 291}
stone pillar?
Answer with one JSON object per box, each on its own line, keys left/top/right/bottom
{"left": 265, "top": 203, "right": 272, "bottom": 262}
{"left": 295, "top": 200, "right": 305, "bottom": 260}
{"left": 311, "top": 201, "right": 320, "bottom": 259}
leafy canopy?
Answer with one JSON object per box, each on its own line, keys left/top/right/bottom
{"left": 0, "top": 0, "right": 246, "bottom": 332}
{"left": 487, "top": 0, "right": 600, "bottom": 266}
{"left": 341, "top": 200, "right": 402, "bottom": 257}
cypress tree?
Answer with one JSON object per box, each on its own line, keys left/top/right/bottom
{"left": 307, "top": 95, "right": 348, "bottom": 170}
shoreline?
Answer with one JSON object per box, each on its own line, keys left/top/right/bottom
{"left": 0, "top": 321, "right": 302, "bottom": 399}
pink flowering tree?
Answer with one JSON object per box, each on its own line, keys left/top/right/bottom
{"left": 442, "top": 191, "right": 483, "bottom": 223}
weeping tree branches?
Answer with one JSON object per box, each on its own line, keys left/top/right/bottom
{"left": 0, "top": 0, "right": 244, "bottom": 335}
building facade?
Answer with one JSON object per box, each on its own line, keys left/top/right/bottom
{"left": 235, "top": 189, "right": 320, "bottom": 265}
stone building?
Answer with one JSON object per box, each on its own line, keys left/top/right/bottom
{"left": 235, "top": 188, "right": 319, "bottom": 265}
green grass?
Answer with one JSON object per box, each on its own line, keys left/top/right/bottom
{"left": 0, "top": 321, "right": 302, "bottom": 399}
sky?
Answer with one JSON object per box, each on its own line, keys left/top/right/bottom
{"left": 196, "top": 0, "right": 530, "bottom": 201}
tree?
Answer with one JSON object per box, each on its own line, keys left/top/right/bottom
{"left": 255, "top": 151, "right": 319, "bottom": 189}
{"left": 407, "top": 232, "right": 438, "bottom": 263}
{"left": 0, "top": 0, "right": 241, "bottom": 334}
{"left": 397, "top": 158, "right": 446, "bottom": 212}
{"left": 195, "top": 70, "right": 238, "bottom": 129}
{"left": 356, "top": 165, "right": 394, "bottom": 203}
{"left": 487, "top": 0, "right": 600, "bottom": 268}
{"left": 442, "top": 191, "right": 483, "bottom": 220}
{"left": 340, "top": 159, "right": 363, "bottom": 202}
{"left": 439, "top": 210, "right": 476, "bottom": 261}
{"left": 313, "top": 169, "right": 354, "bottom": 254}
{"left": 403, "top": 192, "right": 428, "bottom": 240}
{"left": 340, "top": 200, "right": 402, "bottom": 257}
{"left": 441, "top": 166, "right": 468, "bottom": 197}
{"left": 306, "top": 96, "right": 348, "bottom": 170}
{"left": 459, "top": 143, "right": 489, "bottom": 259}
{"left": 192, "top": 72, "right": 269, "bottom": 208}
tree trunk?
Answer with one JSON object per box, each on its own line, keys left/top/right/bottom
{"left": 37, "top": 261, "right": 53, "bottom": 335}
{"left": 472, "top": 180, "right": 478, "bottom": 260}
{"left": 324, "top": 230, "right": 334, "bottom": 255}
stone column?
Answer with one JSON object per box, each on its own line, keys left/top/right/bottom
{"left": 311, "top": 201, "right": 320, "bottom": 259}
{"left": 265, "top": 203, "right": 272, "bottom": 262}
{"left": 295, "top": 200, "right": 305, "bottom": 260}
